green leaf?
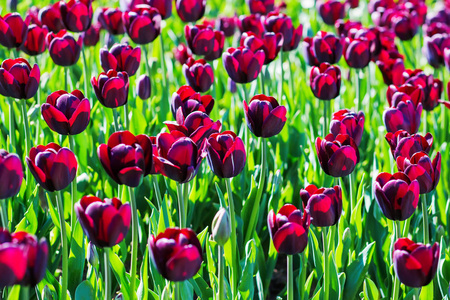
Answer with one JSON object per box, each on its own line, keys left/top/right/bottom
{"left": 238, "top": 239, "right": 257, "bottom": 299}
{"left": 109, "top": 251, "right": 131, "bottom": 299}
{"left": 419, "top": 281, "right": 434, "bottom": 300}
{"left": 68, "top": 221, "right": 85, "bottom": 295}
{"left": 343, "top": 242, "right": 375, "bottom": 300}
{"left": 15, "top": 199, "right": 38, "bottom": 234}
{"left": 180, "top": 280, "right": 194, "bottom": 300}
{"left": 75, "top": 280, "right": 95, "bottom": 300}
{"left": 363, "top": 278, "right": 379, "bottom": 300}
{"left": 137, "top": 248, "right": 149, "bottom": 300}
{"left": 8, "top": 285, "right": 21, "bottom": 300}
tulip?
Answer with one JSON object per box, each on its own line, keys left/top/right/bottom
{"left": 374, "top": 172, "right": 419, "bottom": 220}
{"left": 60, "top": 0, "right": 93, "bottom": 32}
{"left": 264, "top": 12, "right": 302, "bottom": 51}
{"left": 47, "top": 30, "right": 82, "bottom": 66}
{"left": 184, "top": 25, "right": 225, "bottom": 61}
{"left": 0, "top": 150, "right": 23, "bottom": 199}
{"left": 244, "top": 94, "right": 286, "bottom": 137}
{"left": 376, "top": 49, "right": 405, "bottom": 86}
{"left": 212, "top": 208, "right": 231, "bottom": 246}
{"left": 0, "top": 230, "right": 27, "bottom": 288}
{"left": 315, "top": 134, "right": 360, "bottom": 177}
{"left": 75, "top": 196, "right": 131, "bottom": 248}
{"left": 20, "top": 24, "right": 48, "bottom": 56}
{"left": 81, "top": 23, "right": 101, "bottom": 47}
{"left": 228, "top": 78, "right": 237, "bottom": 93}
{"left": 136, "top": 74, "right": 151, "bottom": 100}
{"left": 385, "top": 130, "right": 433, "bottom": 159}
{"left": 171, "top": 85, "right": 214, "bottom": 118}
{"left": 317, "top": 0, "right": 347, "bottom": 26}
{"left": 238, "top": 15, "right": 265, "bottom": 38}
{"left": 98, "top": 7, "right": 125, "bottom": 35}
{"left": 267, "top": 204, "right": 310, "bottom": 254}
{"left": 310, "top": 63, "right": 341, "bottom": 101}
{"left": 300, "top": 185, "right": 342, "bottom": 227}
{"left": 335, "top": 20, "right": 363, "bottom": 37}
{"left": 91, "top": 70, "right": 129, "bottom": 108}
{"left": 98, "top": 131, "right": 153, "bottom": 187}
{"left": 148, "top": 0, "right": 172, "bottom": 19}
{"left": 26, "top": 7, "right": 41, "bottom": 26}
{"left": 247, "top": 0, "right": 275, "bottom": 15}
{"left": 41, "top": 89, "right": 91, "bottom": 135}
{"left": 302, "top": 37, "right": 320, "bottom": 66}
{"left": 344, "top": 37, "right": 371, "bottom": 69}
{"left": 0, "top": 13, "right": 27, "bottom": 48}
{"left": 241, "top": 31, "right": 284, "bottom": 65}
{"left": 176, "top": 0, "right": 206, "bottom": 23}
{"left": 217, "top": 15, "right": 238, "bottom": 37}
{"left": 123, "top": 5, "right": 161, "bottom": 45}
{"left": 87, "top": 242, "right": 99, "bottom": 267}
{"left": 423, "top": 33, "right": 450, "bottom": 69}
{"left": 26, "top": 143, "right": 77, "bottom": 192}
{"left": 389, "top": 10, "right": 419, "bottom": 41}
{"left": 403, "top": 70, "right": 445, "bottom": 111}
{"left": 149, "top": 227, "right": 203, "bottom": 281}
{"left": 330, "top": 109, "right": 364, "bottom": 146}
{"left": 425, "top": 22, "right": 450, "bottom": 37}
{"left": 393, "top": 238, "right": 439, "bottom": 287}
{"left": 173, "top": 43, "right": 192, "bottom": 65}
{"left": 0, "top": 58, "right": 40, "bottom": 99}
{"left": 182, "top": 58, "right": 214, "bottom": 93}
{"left": 397, "top": 152, "right": 441, "bottom": 194}
{"left": 100, "top": 43, "right": 141, "bottom": 77}
{"left": 312, "top": 31, "right": 344, "bottom": 64}
{"left": 39, "top": 3, "right": 66, "bottom": 33}
{"left": 222, "top": 47, "right": 265, "bottom": 84}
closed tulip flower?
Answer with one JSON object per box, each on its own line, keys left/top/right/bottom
{"left": 302, "top": 37, "right": 320, "bottom": 66}
{"left": 0, "top": 13, "right": 27, "bottom": 48}
{"left": 0, "top": 230, "right": 27, "bottom": 288}
{"left": 0, "top": 58, "right": 40, "bottom": 99}
{"left": 315, "top": 134, "right": 360, "bottom": 177}
{"left": 75, "top": 196, "right": 131, "bottom": 248}
{"left": 136, "top": 74, "right": 151, "bottom": 100}
{"left": 330, "top": 109, "right": 364, "bottom": 146}
{"left": 312, "top": 31, "right": 344, "bottom": 64}
{"left": 300, "top": 185, "right": 342, "bottom": 227}
{"left": 344, "top": 37, "right": 371, "bottom": 69}
{"left": 60, "top": 0, "right": 93, "bottom": 32}
{"left": 149, "top": 228, "right": 203, "bottom": 281}
{"left": 376, "top": 49, "right": 405, "bottom": 86}
{"left": 241, "top": 31, "right": 284, "bottom": 65}
{"left": 47, "top": 30, "right": 82, "bottom": 66}
{"left": 374, "top": 172, "right": 419, "bottom": 220}
{"left": 393, "top": 238, "right": 439, "bottom": 287}
{"left": 0, "top": 150, "right": 23, "bottom": 199}
{"left": 212, "top": 208, "right": 231, "bottom": 246}
{"left": 20, "top": 24, "right": 48, "bottom": 56}
{"left": 244, "top": 94, "right": 286, "bottom": 137}
{"left": 123, "top": 5, "right": 161, "bottom": 45}
{"left": 389, "top": 10, "right": 419, "bottom": 41}
{"left": 39, "top": 3, "right": 66, "bottom": 33}
{"left": 317, "top": 0, "right": 347, "bottom": 25}
{"left": 310, "top": 63, "right": 341, "bottom": 101}
{"left": 182, "top": 58, "right": 214, "bottom": 93}
{"left": 26, "top": 143, "right": 77, "bottom": 192}
{"left": 247, "top": 0, "right": 275, "bottom": 15}
{"left": 185, "top": 25, "right": 225, "bottom": 61}
{"left": 81, "top": 23, "right": 101, "bottom": 47}
{"left": 404, "top": 70, "right": 445, "bottom": 111}
{"left": 41, "top": 89, "right": 91, "bottom": 135}
{"left": 100, "top": 43, "right": 141, "bottom": 77}
{"left": 176, "top": 0, "right": 206, "bottom": 23}
{"left": 385, "top": 130, "right": 433, "bottom": 160}
{"left": 171, "top": 85, "right": 214, "bottom": 118}
{"left": 223, "top": 47, "right": 265, "bottom": 84}
{"left": 173, "top": 43, "right": 192, "bottom": 65}
{"left": 91, "top": 70, "right": 129, "bottom": 108}
{"left": 267, "top": 204, "right": 310, "bottom": 255}
{"left": 238, "top": 15, "right": 265, "bottom": 37}
{"left": 148, "top": 0, "right": 172, "bottom": 19}
{"left": 264, "top": 12, "right": 302, "bottom": 51}
{"left": 423, "top": 34, "right": 450, "bottom": 69}
{"left": 98, "top": 131, "right": 153, "bottom": 187}
{"left": 217, "top": 15, "right": 238, "bottom": 37}
{"left": 98, "top": 8, "right": 125, "bottom": 35}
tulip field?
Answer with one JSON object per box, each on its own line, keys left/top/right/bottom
{"left": 1, "top": 0, "right": 450, "bottom": 299}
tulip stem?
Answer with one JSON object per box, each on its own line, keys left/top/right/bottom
{"left": 279, "top": 50, "right": 284, "bottom": 102}
{"left": 392, "top": 220, "right": 401, "bottom": 300}
{"left": 8, "top": 98, "right": 15, "bottom": 152}
{"left": 423, "top": 110, "right": 428, "bottom": 135}
{"left": 104, "top": 248, "right": 111, "bottom": 300}
{"left": 128, "top": 186, "right": 138, "bottom": 300}
{"left": 421, "top": 194, "right": 429, "bottom": 244}
{"left": 177, "top": 183, "right": 186, "bottom": 228}
{"left": 81, "top": 48, "right": 90, "bottom": 105}
{"left": 69, "top": 135, "right": 77, "bottom": 239}
{"left": 159, "top": 33, "right": 168, "bottom": 117}
{"left": 259, "top": 69, "right": 265, "bottom": 95}
{"left": 287, "top": 254, "right": 294, "bottom": 300}
{"left": 323, "top": 101, "right": 328, "bottom": 136}
{"left": 124, "top": 104, "right": 129, "bottom": 130}
{"left": 113, "top": 109, "right": 120, "bottom": 132}
{"left": 348, "top": 173, "right": 355, "bottom": 215}
{"left": 21, "top": 99, "right": 32, "bottom": 198}
{"left": 218, "top": 246, "right": 225, "bottom": 300}
{"left": 225, "top": 177, "right": 239, "bottom": 299}
{"left": 56, "top": 190, "right": 68, "bottom": 300}
{"left": 355, "top": 70, "right": 361, "bottom": 111}
{"left": 19, "top": 286, "right": 29, "bottom": 300}
{"left": 1, "top": 199, "right": 8, "bottom": 230}
{"left": 299, "top": 252, "right": 307, "bottom": 299}
{"left": 323, "top": 227, "right": 329, "bottom": 300}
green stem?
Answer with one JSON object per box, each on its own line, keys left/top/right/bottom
{"left": 287, "top": 255, "right": 294, "bottom": 300}
{"left": 128, "top": 186, "right": 138, "bottom": 300}
{"left": 69, "top": 136, "right": 77, "bottom": 238}
{"left": 1, "top": 199, "right": 8, "bottom": 230}
{"left": 177, "top": 183, "right": 185, "bottom": 228}
{"left": 259, "top": 70, "right": 265, "bottom": 95}
{"left": 323, "top": 227, "right": 329, "bottom": 300}
{"left": 218, "top": 246, "right": 225, "bottom": 300}
{"left": 299, "top": 252, "right": 307, "bottom": 299}
{"left": 81, "top": 48, "right": 90, "bottom": 105}
{"left": 19, "top": 286, "right": 29, "bottom": 300}
{"left": 279, "top": 50, "right": 284, "bottom": 102}
{"left": 64, "top": 67, "right": 68, "bottom": 92}
{"left": 151, "top": 175, "right": 162, "bottom": 209}
{"left": 289, "top": 52, "right": 294, "bottom": 101}
{"left": 113, "top": 109, "right": 120, "bottom": 132}
{"left": 402, "top": 217, "right": 411, "bottom": 238}
{"left": 323, "top": 101, "right": 328, "bottom": 136}
{"left": 423, "top": 109, "right": 428, "bottom": 135}
{"left": 8, "top": 98, "right": 15, "bottom": 152}
{"left": 355, "top": 70, "right": 361, "bottom": 111}
{"left": 124, "top": 103, "right": 129, "bottom": 130}
{"left": 104, "top": 248, "right": 111, "bottom": 300}
{"left": 348, "top": 173, "right": 355, "bottom": 215}
{"left": 421, "top": 194, "right": 429, "bottom": 244}
{"left": 225, "top": 178, "right": 239, "bottom": 299}
{"left": 392, "top": 220, "right": 401, "bottom": 300}
{"left": 21, "top": 100, "right": 32, "bottom": 198}
{"left": 174, "top": 282, "right": 181, "bottom": 300}
{"left": 159, "top": 33, "right": 169, "bottom": 118}
{"left": 56, "top": 190, "right": 68, "bottom": 300}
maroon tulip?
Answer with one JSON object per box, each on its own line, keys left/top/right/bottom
{"left": 310, "top": 63, "right": 341, "bottom": 101}
{"left": 247, "top": 0, "right": 275, "bottom": 15}
{"left": 60, "top": 0, "right": 93, "bottom": 32}
{"left": 149, "top": 228, "right": 202, "bottom": 281}
{"left": 241, "top": 31, "right": 284, "bottom": 65}
{"left": 205, "top": 131, "right": 246, "bottom": 178}
{"left": 148, "top": 0, "right": 172, "bottom": 19}
{"left": 423, "top": 33, "right": 450, "bottom": 69}
{"left": 173, "top": 42, "right": 192, "bottom": 65}
{"left": 335, "top": 20, "right": 363, "bottom": 37}
{"left": 404, "top": 70, "right": 445, "bottom": 111}
{"left": 217, "top": 15, "right": 238, "bottom": 37}
{"left": 0, "top": 229, "right": 27, "bottom": 288}
{"left": 20, "top": 24, "right": 48, "bottom": 56}
{"left": 47, "top": 30, "right": 82, "bottom": 66}
{"left": 41, "top": 90, "right": 90, "bottom": 135}
{"left": 374, "top": 172, "right": 419, "bottom": 220}
{"left": 26, "top": 7, "right": 41, "bottom": 26}
{"left": 238, "top": 15, "right": 265, "bottom": 38}
{"left": 98, "top": 131, "right": 153, "bottom": 187}
{"left": 244, "top": 94, "right": 286, "bottom": 138}
{"left": 385, "top": 130, "right": 433, "bottom": 159}
{"left": 123, "top": 5, "right": 161, "bottom": 45}
{"left": 185, "top": 25, "right": 225, "bottom": 61}
{"left": 100, "top": 43, "right": 141, "bottom": 77}
{"left": 425, "top": 22, "right": 450, "bottom": 37}
{"left": 376, "top": 49, "right": 405, "bottom": 86}
{"left": 0, "top": 13, "right": 27, "bottom": 48}
{"left": 0, "top": 150, "right": 23, "bottom": 199}
{"left": 346, "top": 0, "right": 359, "bottom": 8}
{"left": 91, "top": 70, "right": 129, "bottom": 108}
{"left": 393, "top": 238, "right": 439, "bottom": 287}
{"left": 264, "top": 12, "right": 302, "bottom": 51}
{"left": 315, "top": 134, "right": 360, "bottom": 177}
{"left": 98, "top": 7, "right": 125, "bottom": 35}
{"left": 182, "top": 58, "right": 214, "bottom": 93}
{"left": 267, "top": 204, "right": 310, "bottom": 255}
{"left": 388, "top": 10, "right": 419, "bottom": 41}
{"left": 81, "top": 23, "right": 101, "bottom": 47}
{"left": 317, "top": 0, "right": 347, "bottom": 26}
{"left": 176, "top": 0, "right": 206, "bottom": 23}
{"left": 137, "top": 74, "right": 151, "bottom": 100}
{"left": 39, "top": 3, "right": 66, "bottom": 33}
{"left": 330, "top": 109, "right": 364, "bottom": 146}
{"left": 222, "top": 46, "right": 265, "bottom": 84}
{"left": 26, "top": 143, "right": 77, "bottom": 192}
{"left": 300, "top": 185, "right": 342, "bottom": 227}
{"left": 344, "top": 36, "right": 371, "bottom": 69}
{"left": 0, "top": 58, "right": 40, "bottom": 99}
{"left": 302, "top": 37, "right": 320, "bottom": 66}
{"left": 75, "top": 196, "right": 131, "bottom": 248}
{"left": 171, "top": 85, "right": 214, "bottom": 118}
{"left": 312, "top": 31, "right": 344, "bottom": 64}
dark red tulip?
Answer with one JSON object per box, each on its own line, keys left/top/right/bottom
{"left": 184, "top": 25, "right": 225, "bottom": 61}
{"left": 176, "top": 0, "right": 206, "bottom": 23}
{"left": 335, "top": 20, "right": 363, "bottom": 37}
{"left": 123, "top": 5, "right": 161, "bottom": 45}
{"left": 310, "top": 63, "right": 341, "bottom": 101}
{"left": 241, "top": 31, "right": 284, "bottom": 65}
{"left": 75, "top": 196, "right": 131, "bottom": 248}
{"left": 346, "top": 0, "right": 359, "bottom": 8}
{"left": 154, "top": 131, "right": 207, "bottom": 183}
{"left": 201, "top": 18, "right": 216, "bottom": 29}
{"left": 182, "top": 58, "right": 214, "bottom": 93}
{"left": 81, "top": 22, "right": 101, "bottom": 47}
{"left": 137, "top": 74, "right": 151, "bottom": 100}
{"left": 385, "top": 130, "right": 433, "bottom": 159}
{"left": 98, "top": 7, "right": 125, "bottom": 35}
{"left": 60, "top": 0, "right": 93, "bottom": 32}
{"left": 149, "top": 227, "right": 203, "bottom": 281}
{"left": 26, "top": 7, "right": 41, "bottom": 26}
{"left": 247, "top": 0, "right": 275, "bottom": 15}
{"left": 0, "top": 13, "right": 27, "bottom": 48}
{"left": 404, "top": 70, "right": 445, "bottom": 111}
{"left": 317, "top": 0, "right": 347, "bottom": 26}
{"left": 26, "top": 143, "right": 77, "bottom": 192}
{"left": 217, "top": 15, "right": 238, "bottom": 37}
{"left": 0, "top": 58, "right": 40, "bottom": 99}
{"left": 263, "top": 12, "right": 302, "bottom": 51}
{"left": 20, "top": 24, "right": 48, "bottom": 56}
{"left": 387, "top": 84, "right": 424, "bottom": 108}
{"left": 205, "top": 131, "right": 246, "bottom": 178}
{"left": 397, "top": 151, "right": 441, "bottom": 194}
{"left": 173, "top": 43, "right": 192, "bottom": 65}
{"left": 222, "top": 46, "right": 265, "bottom": 84}
{"left": 47, "top": 30, "right": 82, "bottom": 66}
{"left": 315, "top": 134, "right": 360, "bottom": 177}
{"left": 100, "top": 43, "right": 141, "bottom": 77}
{"left": 330, "top": 109, "right": 364, "bottom": 146}
{"left": 389, "top": 10, "right": 419, "bottom": 41}
{"left": 98, "top": 131, "right": 153, "bottom": 187}
{"left": 238, "top": 15, "right": 265, "bottom": 38}
{"left": 171, "top": 85, "right": 214, "bottom": 118}
{"left": 39, "top": 3, "right": 66, "bottom": 33}
{"left": 244, "top": 94, "right": 286, "bottom": 138}
{"left": 91, "top": 70, "right": 129, "bottom": 108}
{"left": 148, "top": 0, "right": 172, "bottom": 20}
{"left": 425, "top": 22, "right": 450, "bottom": 37}
{"left": 393, "top": 238, "right": 439, "bottom": 287}
{"left": 376, "top": 49, "right": 405, "bottom": 86}
{"left": 300, "top": 185, "right": 342, "bottom": 227}
{"left": 41, "top": 89, "right": 91, "bottom": 135}
{"left": 344, "top": 36, "right": 371, "bottom": 69}
{"left": 374, "top": 172, "right": 419, "bottom": 220}
{"left": 302, "top": 37, "right": 320, "bottom": 66}
{"left": 0, "top": 229, "right": 27, "bottom": 288}
{"left": 267, "top": 204, "right": 310, "bottom": 255}
{"left": 423, "top": 34, "right": 450, "bottom": 69}
{"left": 312, "top": 31, "right": 344, "bottom": 64}
{"left": 0, "top": 150, "right": 23, "bottom": 199}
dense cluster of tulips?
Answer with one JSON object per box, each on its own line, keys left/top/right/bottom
{"left": 0, "top": 0, "right": 449, "bottom": 299}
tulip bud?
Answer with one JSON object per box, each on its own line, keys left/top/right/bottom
{"left": 42, "top": 285, "right": 53, "bottom": 300}
{"left": 87, "top": 242, "right": 99, "bottom": 267}
{"left": 38, "top": 186, "right": 48, "bottom": 211}
{"left": 436, "top": 225, "right": 444, "bottom": 242}
{"left": 342, "top": 227, "right": 351, "bottom": 244}
{"left": 137, "top": 75, "right": 151, "bottom": 100}
{"left": 212, "top": 208, "right": 231, "bottom": 246}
